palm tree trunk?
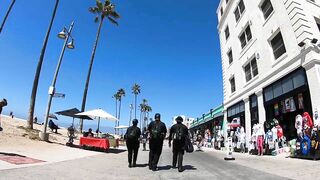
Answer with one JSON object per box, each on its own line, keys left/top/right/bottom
{"left": 80, "top": 17, "right": 104, "bottom": 132}
{"left": 118, "top": 99, "right": 122, "bottom": 135}
{"left": 0, "top": 0, "right": 16, "bottom": 34}
{"left": 114, "top": 98, "right": 118, "bottom": 135}
{"left": 27, "top": 0, "right": 59, "bottom": 129}
{"left": 134, "top": 94, "right": 137, "bottom": 119}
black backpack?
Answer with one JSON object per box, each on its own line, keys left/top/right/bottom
{"left": 151, "top": 123, "right": 162, "bottom": 139}
{"left": 173, "top": 127, "right": 183, "bottom": 141}
{"left": 127, "top": 128, "right": 138, "bottom": 140}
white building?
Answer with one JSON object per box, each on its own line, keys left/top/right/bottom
{"left": 217, "top": 0, "right": 320, "bottom": 146}
{"left": 172, "top": 115, "right": 194, "bottom": 129}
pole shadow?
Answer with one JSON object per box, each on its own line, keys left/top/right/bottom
{"left": 183, "top": 165, "right": 197, "bottom": 171}
{"left": 134, "top": 163, "right": 148, "bottom": 168}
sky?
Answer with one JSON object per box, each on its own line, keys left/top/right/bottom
{"left": 0, "top": 0, "right": 222, "bottom": 129}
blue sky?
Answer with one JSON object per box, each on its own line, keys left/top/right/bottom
{"left": 0, "top": 0, "right": 222, "bottom": 129}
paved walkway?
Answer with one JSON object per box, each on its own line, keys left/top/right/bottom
{"left": 0, "top": 144, "right": 294, "bottom": 180}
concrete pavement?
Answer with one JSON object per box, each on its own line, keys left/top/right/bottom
{"left": 0, "top": 143, "right": 291, "bottom": 180}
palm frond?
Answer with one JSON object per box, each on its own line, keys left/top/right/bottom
{"left": 104, "top": 0, "right": 111, "bottom": 7}
{"left": 96, "top": 0, "right": 104, "bottom": 11}
{"left": 110, "top": 11, "right": 120, "bottom": 19}
{"left": 107, "top": 17, "right": 118, "bottom": 26}
{"left": 89, "top": 7, "right": 98, "bottom": 14}
{"left": 94, "top": 16, "right": 99, "bottom": 23}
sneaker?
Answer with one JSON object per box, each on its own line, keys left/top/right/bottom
{"left": 132, "top": 162, "right": 136, "bottom": 167}
{"left": 152, "top": 166, "right": 157, "bottom": 171}
{"left": 0, "top": 127, "right": 2, "bottom": 131}
{"left": 128, "top": 163, "right": 132, "bottom": 168}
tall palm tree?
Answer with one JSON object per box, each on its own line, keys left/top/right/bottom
{"left": 139, "top": 103, "right": 146, "bottom": 129}
{"left": 80, "top": 0, "right": 120, "bottom": 132}
{"left": 112, "top": 93, "right": 119, "bottom": 135}
{"left": 144, "top": 104, "right": 152, "bottom": 127}
{"left": 0, "top": 0, "right": 16, "bottom": 34}
{"left": 27, "top": 0, "right": 60, "bottom": 129}
{"left": 116, "top": 88, "right": 125, "bottom": 134}
{"left": 131, "top": 83, "right": 141, "bottom": 119}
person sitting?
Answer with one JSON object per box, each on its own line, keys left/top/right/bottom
{"left": 33, "top": 116, "right": 38, "bottom": 124}
{"left": 84, "top": 128, "right": 94, "bottom": 137}
{"left": 48, "top": 119, "right": 59, "bottom": 133}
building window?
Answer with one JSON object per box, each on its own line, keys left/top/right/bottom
{"left": 315, "top": 18, "right": 320, "bottom": 31}
{"left": 271, "top": 32, "right": 286, "bottom": 59}
{"left": 221, "top": 7, "right": 224, "bottom": 16}
{"left": 234, "top": 0, "right": 245, "bottom": 22}
{"left": 244, "top": 57, "right": 258, "bottom": 82}
{"left": 230, "top": 77, "right": 236, "bottom": 93}
{"left": 250, "top": 94, "right": 259, "bottom": 132}
{"left": 239, "top": 25, "right": 252, "bottom": 48}
{"left": 225, "top": 26, "right": 230, "bottom": 40}
{"left": 227, "top": 50, "right": 233, "bottom": 64}
{"left": 260, "top": 0, "right": 274, "bottom": 20}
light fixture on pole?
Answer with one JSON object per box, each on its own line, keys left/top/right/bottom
{"left": 40, "top": 21, "right": 76, "bottom": 141}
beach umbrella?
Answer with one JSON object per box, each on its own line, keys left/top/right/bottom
{"left": 76, "top": 109, "right": 118, "bottom": 132}
{"left": 48, "top": 113, "right": 58, "bottom": 120}
{"left": 115, "top": 125, "right": 129, "bottom": 129}
{"left": 55, "top": 108, "right": 93, "bottom": 127}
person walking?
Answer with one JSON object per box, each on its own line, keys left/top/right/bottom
{"left": 0, "top": 98, "right": 8, "bottom": 131}
{"left": 148, "top": 113, "right": 167, "bottom": 171}
{"left": 169, "top": 116, "right": 189, "bottom": 172}
{"left": 125, "top": 119, "right": 141, "bottom": 168}
{"left": 141, "top": 127, "right": 148, "bottom": 151}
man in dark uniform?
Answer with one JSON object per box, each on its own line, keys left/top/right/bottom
{"left": 169, "top": 116, "right": 189, "bottom": 172}
{"left": 125, "top": 119, "right": 141, "bottom": 168}
{"left": 0, "top": 98, "right": 8, "bottom": 131}
{"left": 148, "top": 113, "right": 167, "bottom": 171}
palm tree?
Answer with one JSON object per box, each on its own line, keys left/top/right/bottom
{"left": 139, "top": 103, "right": 146, "bottom": 129}
{"left": 144, "top": 104, "right": 152, "bottom": 127}
{"left": 112, "top": 93, "right": 119, "bottom": 135}
{"left": 132, "top": 83, "right": 141, "bottom": 119}
{"left": 0, "top": 0, "right": 16, "bottom": 34}
{"left": 27, "top": 0, "right": 60, "bottom": 129}
{"left": 79, "top": 0, "right": 120, "bottom": 132}
{"left": 116, "top": 88, "right": 125, "bottom": 134}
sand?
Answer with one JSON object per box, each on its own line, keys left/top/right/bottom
{"left": 0, "top": 115, "right": 100, "bottom": 170}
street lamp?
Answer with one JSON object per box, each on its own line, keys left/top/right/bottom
{"left": 40, "top": 21, "right": 75, "bottom": 141}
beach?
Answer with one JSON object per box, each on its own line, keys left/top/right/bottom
{"left": 0, "top": 115, "right": 101, "bottom": 170}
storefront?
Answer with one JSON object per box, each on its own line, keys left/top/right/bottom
{"left": 263, "top": 67, "right": 312, "bottom": 141}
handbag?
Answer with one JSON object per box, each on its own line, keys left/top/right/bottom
{"left": 185, "top": 136, "right": 194, "bottom": 153}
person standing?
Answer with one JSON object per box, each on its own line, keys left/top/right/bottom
{"left": 169, "top": 116, "right": 189, "bottom": 172}
{"left": 0, "top": 98, "right": 8, "bottom": 131}
{"left": 125, "top": 119, "right": 141, "bottom": 168}
{"left": 148, "top": 113, "right": 167, "bottom": 171}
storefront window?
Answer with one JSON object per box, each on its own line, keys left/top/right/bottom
{"left": 265, "top": 86, "right": 273, "bottom": 102}
{"left": 273, "top": 81, "right": 282, "bottom": 98}
{"left": 282, "top": 76, "right": 293, "bottom": 94}
{"left": 293, "top": 71, "right": 305, "bottom": 88}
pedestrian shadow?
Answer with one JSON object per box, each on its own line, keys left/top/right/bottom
{"left": 183, "top": 165, "right": 197, "bottom": 171}
{"left": 134, "top": 163, "right": 148, "bottom": 168}
{"left": 157, "top": 165, "right": 172, "bottom": 171}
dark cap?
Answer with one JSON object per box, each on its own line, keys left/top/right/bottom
{"left": 155, "top": 113, "right": 161, "bottom": 120}
{"left": 2, "top": 98, "right": 7, "bottom": 106}
{"left": 132, "top": 119, "right": 138, "bottom": 125}
{"left": 175, "top": 116, "right": 183, "bottom": 122}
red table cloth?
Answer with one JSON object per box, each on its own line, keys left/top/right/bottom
{"left": 80, "top": 137, "right": 110, "bottom": 150}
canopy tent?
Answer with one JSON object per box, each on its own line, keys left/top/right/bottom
{"left": 75, "top": 109, "right": 118, "bottom": 132}
{"left": 55, "top": 108, "right": 93, "bottom": 127}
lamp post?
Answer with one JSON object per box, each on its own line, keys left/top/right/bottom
{"left": 40, "top": 21, "right": 75, "bottom": 141}
{"left": 129, "top": 104, "right": 133, "bottom": 126}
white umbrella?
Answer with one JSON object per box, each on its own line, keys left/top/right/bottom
{"left": 115, "top": 125, "right": 129, "bottom": 129}
{"left": 76, "top": 109, "right": 118, "bottom": 132}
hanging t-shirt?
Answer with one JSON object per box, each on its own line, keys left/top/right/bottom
{"left": 314, "top": 108, "right": 320, "bottom": 128}
{"left": 295, "top": 115, "right": 303, "bottom": 135}
{"left": 285, "top": 98, "right": 291, "bottom": 112}
{"left": 271, "top": 127, "right": 277, "bottom": 142}
{"left": 290, "top": 97, "right": 296, "bottom": 112}
{"left": 274, "top": 103, "right": 279, "bottom": 116}
{"left": 301, "top": 135, "right": 311, "bottom": 156}
{"left": 298, "top": 93, "right": 304, "bottom": 110}
{"left": 276, "top": 125, "right": 283, "bottom": 139}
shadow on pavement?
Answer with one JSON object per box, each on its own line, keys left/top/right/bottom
{"left": 0, "top": 152, "right": 26, "bottom": 157}
{"left": 183, "top": 165, "right": 197, "bottom": 171}
{"left": 135, "top": 163, "right": 148, "bottom": 168}
{"left": 157, "top": 165, "right": 172, "bottom": 171}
